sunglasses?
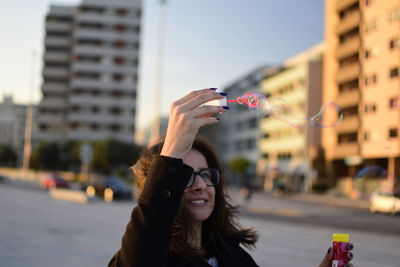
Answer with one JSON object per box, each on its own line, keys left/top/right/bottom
{"left": 186, "top": 168, "right": 220, "bottom": 188}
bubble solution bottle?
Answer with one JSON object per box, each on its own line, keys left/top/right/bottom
{"left": 332, "top": 233, "right": 350, "bottom": 267}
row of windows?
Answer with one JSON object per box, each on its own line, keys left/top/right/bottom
{"left": 72, "top": 72, "right": 137, "bottom": 82}
{"left": 268, "top": 78, "right": 305, "bottom": 97}
{"left": 76, "top": 6, "right": 141, "bottom": 18}
{"left": 364, "top": 67, "right": 399, "bottom": 87}
{"left": 364, "top": 37, "right": 400, "bottom": 60}
{"left": 364, "top": 7, "right": 400, "bottom": 33}
{"left": 75, "top": 22, "right": 140, "bottom": 34}
{"left": 69, "top": 105, "right": 135, "bottom": 116}
{"left": 70, "top": 89, "right": 136, "bottom": 98}
{"left": 338, "top": 128, "right": 399, "bottom": 144}
{"left": 72, "top": 54, "right": 138, "bottom": 66}
{"left": 74, "top": 38, "right": 140, "bottom": 50}
{"left": 340, "top": 98, "right": 399, "bottom": 118}
{"left": 39, "top": 122, "right": 134, "bottom": 132}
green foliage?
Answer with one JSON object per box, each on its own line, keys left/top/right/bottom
{"left": 0, "top": 145, "right": 17, "bottom": 167}
{"left": 30, "top": 142, "right": 60, "bottom": 170}
{"left": 227, "top": 156, "right": 251, "bottom": 175}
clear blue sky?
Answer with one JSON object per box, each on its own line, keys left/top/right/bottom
{"left": 0, "top": 0, "right": 324, "bottom": 130}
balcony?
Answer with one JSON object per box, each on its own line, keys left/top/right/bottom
{"left": 70, "top": 79, "right": 135, "bottom": 89}
{"left": 44, "top": 52, "right": 70, "bottom": 62}
{"left": 42, "top": 82, "right": 69, "bottom": 92}
{"left": 335, "top": 116, "right": 360, "bottom": 132}
{"left": 46, "top": 21, "right": 73, "bottom": 32}
{"left": 336, "top": 89, "right": 360, "bottom": 106}
{"left": 40, "top": 97, "right": 67, "bottom": 108}
{"left": 76, "top": 13, "right": 140, "bottom": 26}
{"left": 336, "top": 36, "right": 361, "bottom": 58}
{"left": 43, "top": 67, "right": 70, "bottom": 78}
{"left": 336, "top": 0, "right": 359, "bottom": 12}
{"left": 333, "top": 143, "right": 359, "bottom": 158}
{"left": 73, "top": 29, "right": 139, "bottom": 42}
{"left": 45, "top": 37, "right": 71, "bottom": 47}
{"left": 71, "top": 63, "right": 136, "bottom": 74}
{"left": 336, "top": 10, "right": 361, "bottom": 35}
{"left": 73, "top": 45, "right": 138, "bottom": 57}
{"left": 336, "top": 63, "right": 361, "bottom": 83}
{"left": 68, "top": 95, "right": 134, "bottom": 106}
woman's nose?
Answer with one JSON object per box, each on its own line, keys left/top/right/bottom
{"left": 191, "top": 175, "right": 207, "bottom": 190}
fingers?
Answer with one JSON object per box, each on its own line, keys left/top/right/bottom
{"left": 181, "top": 90, "right": 226, "bottom": 111}
{"left": 347, "top": 243, "right": 354, "bottom": 251}
{"left": 347, "top": 252, "right": 353, "bottom": 262}
{"left": 191, "top": 105, "right": 227, "bottom": 118}
{"left": 173, "top": 88, "right": 218, "bottom": 106}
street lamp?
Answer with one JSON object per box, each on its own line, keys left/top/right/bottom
{"left": 150, "top": 0, "right": 168, "bottom": 141}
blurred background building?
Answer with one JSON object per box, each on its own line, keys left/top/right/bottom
{"left": 260, "top": 43, "right": 324, "bottom": 193}
{"left": 34, "top": 0, "right": 142, "bottom": 144}
{"left": 0, "top": 95, "right": 38, "bottom": 167}
{"left": 323, "top": 0, "right": 400, "bottom": 190}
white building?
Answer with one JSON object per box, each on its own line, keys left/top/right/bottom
{"left": 35, "top": 0, "right": 141, "bottom": 144}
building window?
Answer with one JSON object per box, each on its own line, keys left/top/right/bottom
{"left": 389, "top": 128, "right": 398, "bottom": 138}
{"left": 339, "top": 53, "right": 359, "bottom": 67}
{"left": 364, "top": 132, "right": 370, "bottom": 141}
{"left": 339, "top": 79, "right": 358, "bottom": 93}
{"left": 364, "top": 103, "right": 377, "bottom": 113}
{"left": 364, "top": 74, "right": 377, "bottom": 86}
{"left": 113, "top": 40, "right": 125, "bottom": 48}
{"left": 364, "top": 0, "right": 373, "bottom": 7}
{"left": 91, "top": 123, "right": 99, "bottom": 130}
{"left": 365, "top": 20, "right": 377, "bottom": 33}
{"left": 247, "top": 139, "right": 255, "bottom": 150}
{"left": 114, "top": 24, "right": 127, "bottom": 32}
{"left": 110, "top": 107, "right": 122, "bottom": 115}
{"left": 389, "top": 67, "right": 399, "bottom": 78}
{"left": 342, "top": 105, "right": 359, "bottom": 118}
{"left": 114, "top": 57, "right": 125, "bottom": 65}
{"left": 39, "top": 123, "right": 49, "bottom": 131}
{"left": 91, "top": 106, "right": 99, "bottom": 113}
{"left": 262, "top": 153, "right": 269, "bottom": 159}
{"left": 113, "top": 74, "right": 124, "bottom": 82}
{"left": 248, "top": 118, "right": 257, "bottom": 129}
{"left": 109, "top": 124, "right": 121, "bottom": 132}
{"left": 339, "top": 27, "right": 359, "bottom": 44}
{"left": 390, "top": 38, "right": 400, "bottom": 50}
{"left": 338, "top": 132, "right": 358, "bottom": 144}
{"left": 115, "top": 8, "right": 128, "bottom": 16}
{"left": 388, "top": 7, "right": 400, "bottom": 23}
{"left": 263, "top": 133, "right": 270, "bottom": 139}
{"left": 389, "top": 97, "right": 400, "bottom": 109}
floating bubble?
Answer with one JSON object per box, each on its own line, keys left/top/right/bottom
{"left": 354, "top": 166, "right": 388, "bottom": 180}
{"left": 227, "top": 92, "right": 343, "bottom": 128}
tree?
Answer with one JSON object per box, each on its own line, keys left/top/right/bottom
{"left": 30, "top": 142, "right": 60, "bottom": 170}
{"left": 0, "top": 145, "right": 17, "bottom": 167}
{"left": 228, "top": 156, "right": 251, "bottom": 176}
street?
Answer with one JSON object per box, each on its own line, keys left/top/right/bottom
{"left": 1, "top": 179, "right": 399, "bottom": 267}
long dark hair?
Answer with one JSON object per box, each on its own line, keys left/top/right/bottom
{"left": 131, "top": 136, "right": 258, "bottom": 263}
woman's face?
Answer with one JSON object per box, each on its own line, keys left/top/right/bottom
{"left": 183, "top": 149, "right": 216, "bottom": 225}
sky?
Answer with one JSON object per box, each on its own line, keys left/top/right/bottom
{"left": 0, "top": 0, "right": 324, "bottom": 130}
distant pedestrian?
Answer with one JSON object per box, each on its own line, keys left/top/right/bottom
{"left": 109, "top": 89, "right": 354, "bottom": 267}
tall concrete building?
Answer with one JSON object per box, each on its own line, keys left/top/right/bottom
{"left": 260, "top": 44, "right": 324, "bottom": 192}
{"left": 35, "top": 0, "right": 141, "bottom": 144}
{"left": 324, "top": 0, "right": 400, "bottom": 188}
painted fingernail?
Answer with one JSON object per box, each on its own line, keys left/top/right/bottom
{"left": 348, "top": 244, "right": 353, "bottom": 250}
{"left": 219, "top": 92, "right": 228, "bottom": 96}
{"left": 348, "top": 252, "right": 353, "bottom": 258}
{"left": 222, "top": 106, "right": 230, "bottom": 109}
{"left": 209, "top": 88, "right": 217, "bottom": 90}
{"left": 327, "top": 247, "right": 331, "bottom": 254}
{"left": 215, "top": 117, "right": 220, "bottom": 121}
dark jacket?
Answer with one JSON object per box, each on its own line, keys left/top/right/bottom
{"left": 109, "top": 155, "right": 259, "bottom": 267}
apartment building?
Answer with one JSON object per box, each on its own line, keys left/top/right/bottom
{"left": 260, "top": 44, "right": 324, "bottom": 192}
{"left": 324, "top": 0, "right": 400, "bottom": 187}
{"left": 35, "top": 0, "right": 141, "bottom": 144}
{"left": 212, "top": 66, "right": 280, "bottom": 162}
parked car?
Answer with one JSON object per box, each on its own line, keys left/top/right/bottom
{"left": 40, "top": 173, "right": 70, "bottom": 189}
{"left": 84, "top": 177, "right": 133, "bottom": 202}
{"left": 369, "top": 190, "right": 400, "bottom": 214}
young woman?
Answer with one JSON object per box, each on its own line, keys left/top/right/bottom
{"left": 109, "top": 89, "right": 354, "bottom": 267}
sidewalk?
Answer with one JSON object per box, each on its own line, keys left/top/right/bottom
{"left": 228, "top": 187, "right": 370, "bottom": 211}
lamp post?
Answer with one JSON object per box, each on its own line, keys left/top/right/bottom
{"left": 22, "top": 50, "right": 37, "bottom": 170}
{"left": 150, "top": 0, "right": 168, "bottom": 141}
